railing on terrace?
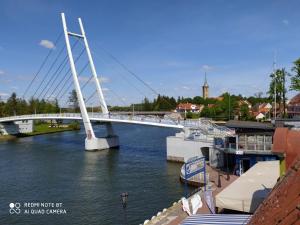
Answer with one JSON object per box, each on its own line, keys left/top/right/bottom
{"left": 185, "top": 133, "right": 215, "bottom": 143}
{"left": 216, "top": 142, "right": 273, "bottom": 153}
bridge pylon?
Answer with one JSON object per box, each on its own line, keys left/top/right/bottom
{"left": 61, "top": 13, "right": 118, "bottom": 150}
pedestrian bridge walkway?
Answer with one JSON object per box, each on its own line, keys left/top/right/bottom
{"left": 0, "top": 113, "right": 234, "bottom": 137}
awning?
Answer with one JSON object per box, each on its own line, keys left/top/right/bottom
{"left": 215, "top": 161, "right": 279, "bottom": 213}
{"left": 180, "top": 214, "right": 252, "bottom": 225}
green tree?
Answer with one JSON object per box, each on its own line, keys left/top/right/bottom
{"left": 69, "top": 89, "right": 79, "bottom": 112}
{"left": 193, "top": 96, "right": 205, "bottom": 105}
{"left": 28, "top": 98, "right": 38, "bottom": 114}
{"left": 218, "top": 93, "right": 238, "bottom": 120}
{"left": 268, "top": 68, "right": 287, "bottom": 117}
{"left": 290, "top": 58, "right": 300, "bottom": 91}
{"left": 240, "top": 103, "right": 250, "bottom": 120}
{"left": 200, "top": 106, "right": 213, "bottom": 118}
{"left": 0, "top": 96, "right": 5, "bottom": 117}
{"left": 54, "top": 99, "right": 60, "bottom": 113}
{"left": 143, "top": 97, "right": 152, "bottom": 111}
{"left": 5, "top": 93, "right": 18, "bottom": 115}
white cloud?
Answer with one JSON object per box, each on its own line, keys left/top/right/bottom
{"left": 0, "top": 70, "right": 5, "bottom": 75}
{"left": 78, "top": 76, "right": 91, "bottom": 82}
{"left": 78, "top": 76, "right": 110, "bottom": 84}
{"left": 282, "top": 19, "right": 289, "bottom": 26}
{"left": 182, "top": 86, "right": 190, "bottom": 90}
{"left": 201, "top": 65, "right": 214, "bottom": 71}
{"left": 0, "top": 92, "right": 9, "bottom": 96}
{"left": 98, "top": 76, "right": 110, "bottom": 83}
{"left": 102, "top": 87, "right": 109, "bottom": 92}
{"left": 39, "top": 40, "right": 55, "bottom": 49}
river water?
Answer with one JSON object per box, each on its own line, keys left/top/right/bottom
{"left": 0, "top": 124, "right": 189, "bottom": 225}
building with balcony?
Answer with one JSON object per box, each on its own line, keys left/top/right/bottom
{"left": 287, "top": 93, "right": 300, "bottom": 118}
{"left": 213, "top": 120, "right": 278, "bottom": 176}
{"left": 175, "top": 103, "right": 204, "bottom": 113}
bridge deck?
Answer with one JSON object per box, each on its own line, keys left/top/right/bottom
{"left": 0, "top": 113, "right": 235, "bottom": 137}
{"left": 0, "top": 113, "right": 183, "bottom": 129}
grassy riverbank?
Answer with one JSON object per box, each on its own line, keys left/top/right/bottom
{"left": 20, "top": 124, "right": 77, "bottom": 137}
{"left": 0, "top": 122, "right": 80, "bottom": 140}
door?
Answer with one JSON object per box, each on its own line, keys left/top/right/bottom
{"left": 240, "top": 158, "right": 250, "bottom": 175}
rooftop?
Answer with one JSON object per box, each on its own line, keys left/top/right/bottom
{"left": 249, "top": 156, "right": 300, "bottom": 225}
{"left": 225, "top": 120, "right": 274, "bottom": 131}
{"left": 288, "top": 93, "right": 300, "bottom": 106}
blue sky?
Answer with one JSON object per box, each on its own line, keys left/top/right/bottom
{"left": 0, "top": 0, "right": 300, "bottom": 106}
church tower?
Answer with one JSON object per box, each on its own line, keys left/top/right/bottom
{"left": 202, "top": 72, "right": 209, "bottom": 99}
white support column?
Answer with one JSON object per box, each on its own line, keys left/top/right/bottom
{"left": 61, "top": 13, "right": 95, "bottom": 139}
{"left": 61, "top": 13, "right": 118, "bottom": 151}
{"left": 78, "top": 18, "right": 109, "bottom": 114}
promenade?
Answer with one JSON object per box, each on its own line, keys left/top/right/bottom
{"left": 145, "top": 165, "right": 238, "bottom": 225}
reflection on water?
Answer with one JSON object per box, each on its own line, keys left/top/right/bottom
{"left": 0, "top": 125, "right": 189, "bottom": 225}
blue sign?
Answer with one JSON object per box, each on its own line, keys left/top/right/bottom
{"left": 183, "top": 156, "right": 206, "bottom": 197}
{"left": 184, "top": 156, "right": 206, "bottom": 179}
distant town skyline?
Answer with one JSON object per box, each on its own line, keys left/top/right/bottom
{"left": 0, "top": 0, "right": 300, "bottom": 106}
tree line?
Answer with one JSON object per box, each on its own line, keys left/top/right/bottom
{"left": 1, "top": 57, "right": 299, "bottom": 119}
{"left": 267, "top": 58, "right": 300, "bottom": 118}
{"left": 0, "top": 93, "right": 60, "bottom": 117}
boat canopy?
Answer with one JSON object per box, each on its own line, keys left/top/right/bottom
{"left": 215, "top": 161, "right": 279, "bottom": 213}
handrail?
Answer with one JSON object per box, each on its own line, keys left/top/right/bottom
{"left": 0, "top": 114, "right": 235, "bottom": 137}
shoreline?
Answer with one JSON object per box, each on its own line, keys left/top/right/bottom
{"left": 0, "top": 126, "right": 79, "bottom": 141}
{"left": 17, "top": 127, "right": 78, "bottom": 137}
{"left": 145, "top": 165, "right": 238, "bottom": 225}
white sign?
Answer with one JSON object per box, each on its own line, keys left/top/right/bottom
{"left": 236, "top": 150, "right": 244, "bottom": 155}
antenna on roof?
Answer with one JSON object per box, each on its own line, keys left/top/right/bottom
{"left": 273, "top": 50, "right": 277, "bottom": 120}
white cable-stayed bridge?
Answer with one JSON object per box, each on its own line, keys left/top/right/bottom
{"left": 0, "top": 13, "right": 234, "bottom": 150}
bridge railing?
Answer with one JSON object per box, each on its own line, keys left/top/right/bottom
{"left": 90, "top": 113, "right": 181, "bottom": 126}
{"left": 0, "top": 113, "right": 235, "bottom": 137}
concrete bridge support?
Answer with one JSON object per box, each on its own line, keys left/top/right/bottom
{"left": 85, "top": 123, "right": 119, "bottom": 150}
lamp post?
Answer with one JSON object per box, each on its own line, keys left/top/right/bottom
{"left": 273, "top": 52, "right": 277, "bottom": 120}
{"left": 228, "top": 93, "right": 231, "bottom": 120}
{"left": 132, "top": 104, "right": 135, "bottom": 116}
{"left": 226, "top": 149, "right": 230, "bottom": 181}
{"left": 120, "top": 192, "right": 128, "bottom": 225}
{"left": 216, "top": 152, "right": 221, "bottom": 188}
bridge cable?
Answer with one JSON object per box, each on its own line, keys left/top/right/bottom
{"left": 84, "top": 84, "right": 127, "bottom": 109}
{"left": 31, "top": 44, "right": 66, "bottom": 98}
{"left": 39, "top": 55, "right": 69, "bottom": 99}
{"left": 61, "top": 74, "right": 93, "bottom": 107}
{"left": 91, "top": 42, "right": 158, "bottom": 95}
{"left": 37, "top": 40, "right": 80, "bottom": 100}
{"left": 80, "top": 75, "right": 94, "bottom": 90}
{"left": 93, "top": 43, "right": 178, "bottom": 112}
{"left": 78, "top": 41, "right": 147, "bottom": 98}
{"left": 107, "top": 88, "right": 127, "bottom": 106}
{"left": 22, "top": 32, "right": 63, "bottom": 99}
{"left": 54, "top": 62, "right": 89, "bottom": 102}
{"left": 85, "top": 90, "right": 97, "bottom": 104}
{"left": 46, "top": 47, "right": 86, "bottom": 101}
{"left": 59, "top": 62, "right": 90, "bottom": 106}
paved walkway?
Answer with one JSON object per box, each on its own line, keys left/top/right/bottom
{"left": 145, "top": 165, "right": 238, "bottom": 225}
